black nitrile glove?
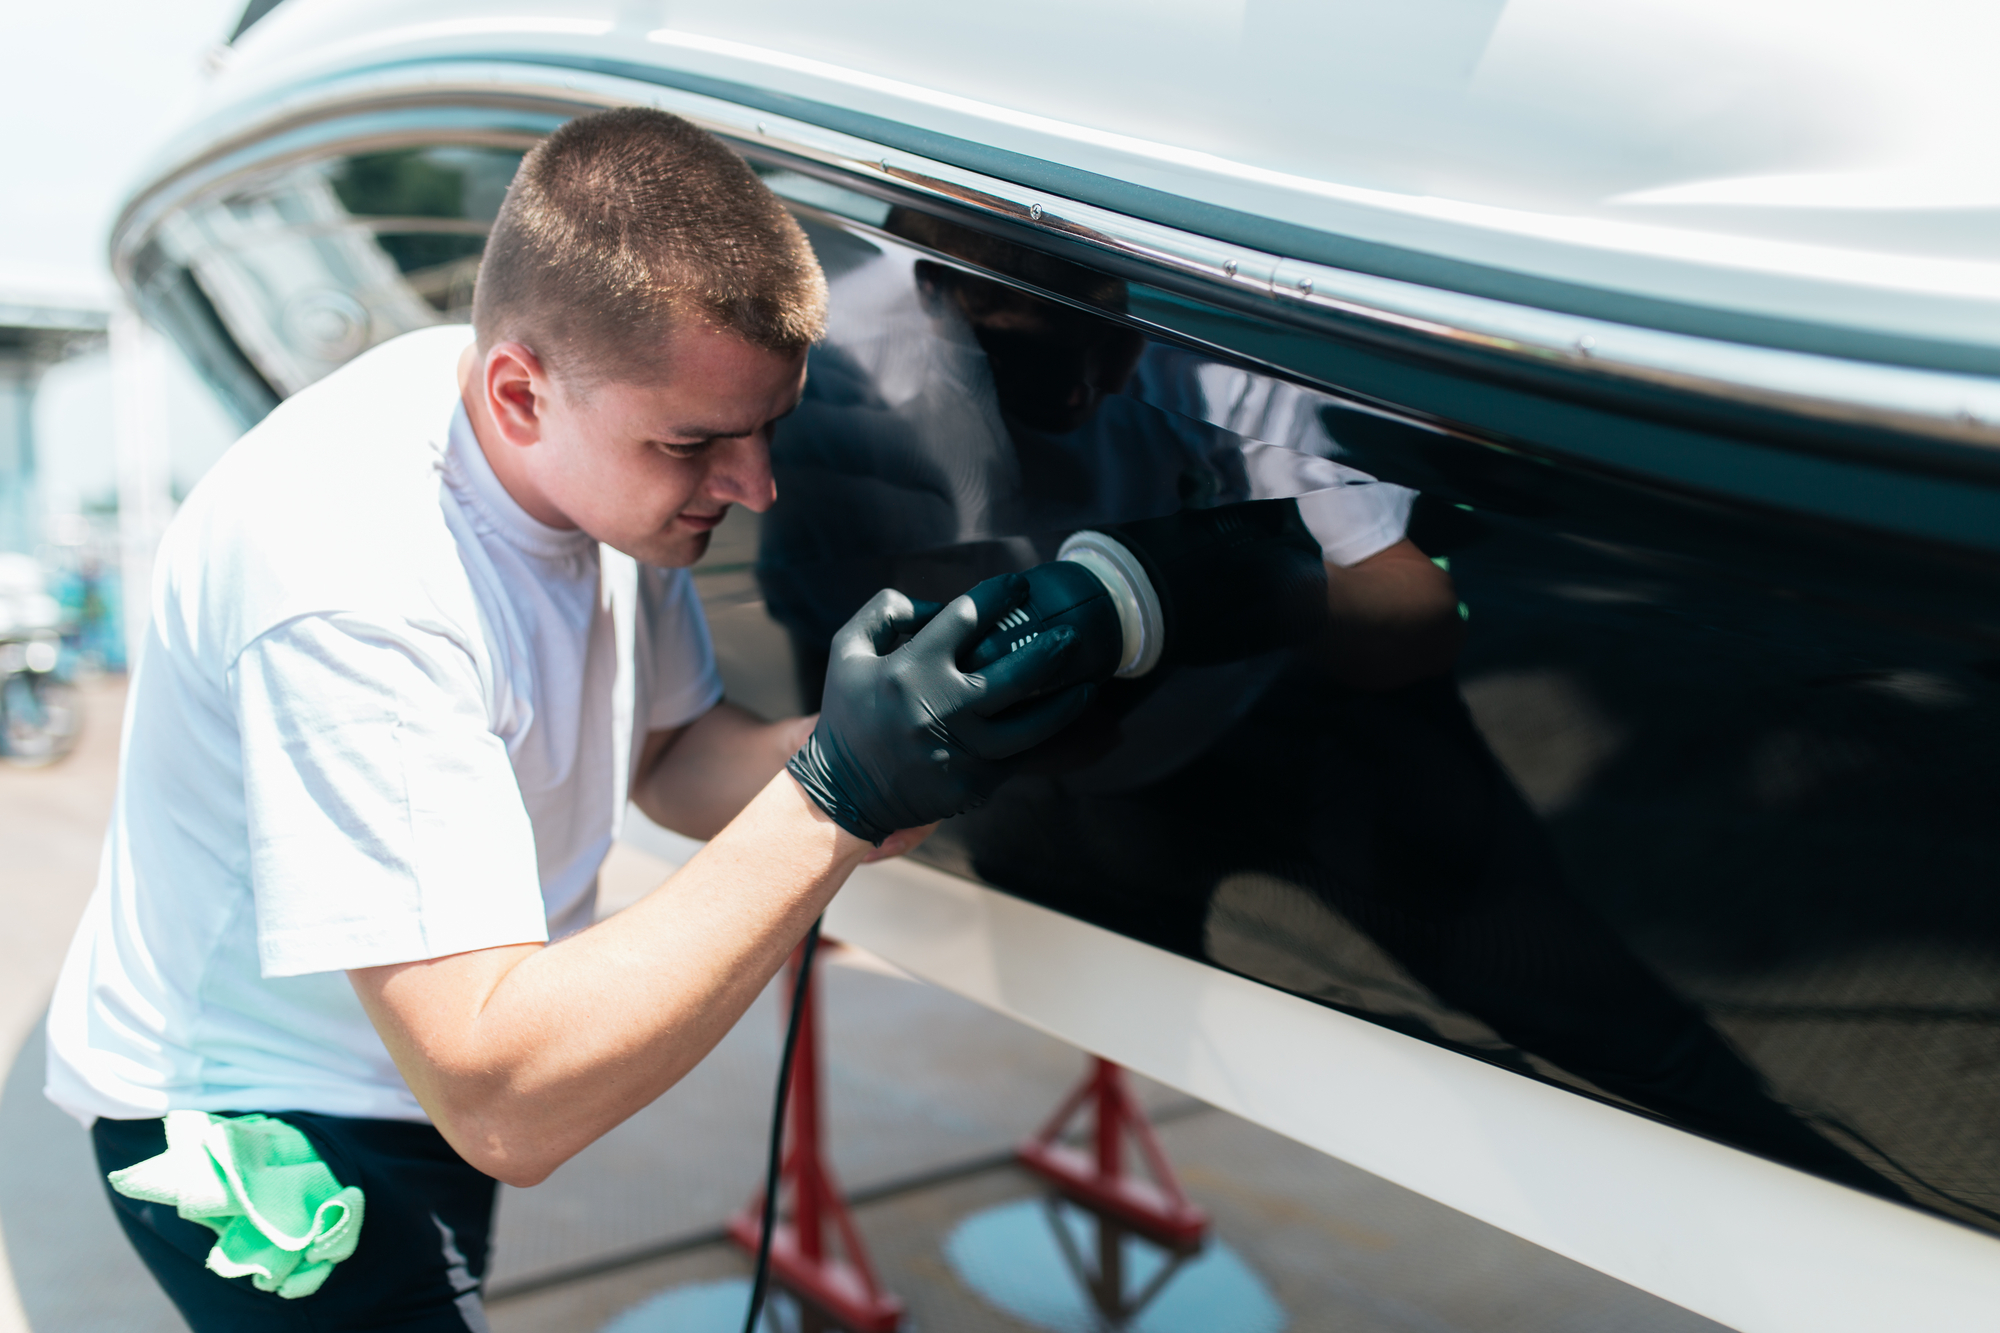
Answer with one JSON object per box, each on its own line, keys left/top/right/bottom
{"left": 788, "top": 576, "right": 1097, "bottom": 844}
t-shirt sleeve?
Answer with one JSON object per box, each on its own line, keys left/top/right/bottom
{"left": 230, "top": 613, "right": 549, "bottom": 979}
{"left": 1296, "top": 476, "right": 1418, "bottom": 568}
{"left": 644, "top": 568, "right": 726, "bottom": 732}
{"left": 1237, "top": 438, "right": 1417, "bottom": 568}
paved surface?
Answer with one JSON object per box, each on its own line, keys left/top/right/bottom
{"left": 0, "top": 674, "right": 1728, "bottom": 1333}
{"left": 0, "top": 675, "right": 135, "bottom": 1333}
{"left": 489, "top": 1094, "right": 1731, "bottom": 1333}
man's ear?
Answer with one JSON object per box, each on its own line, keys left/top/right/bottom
{"left": 484, "top": 341, "right": 548, "bottom": 449}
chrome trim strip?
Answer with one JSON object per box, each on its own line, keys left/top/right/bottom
{"left": 114, "top": 58, "right": 2000, "bottom": 452}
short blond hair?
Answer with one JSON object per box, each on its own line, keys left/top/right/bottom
{"left": 473, "top": 107, "right": 827, "bottom": 384}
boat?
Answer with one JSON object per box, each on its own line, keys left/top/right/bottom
{"left": 110, "top": 3, "right": 2000, "bottom": 1328}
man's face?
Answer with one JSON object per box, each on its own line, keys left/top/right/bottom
{"left": 523, "top": 323, "right": 806, "bottom": 567}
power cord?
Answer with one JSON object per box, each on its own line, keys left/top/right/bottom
{"left": 742, "top": 916, "right": 823, "bottom": 1333}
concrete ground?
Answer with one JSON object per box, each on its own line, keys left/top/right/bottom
{"left": 0, "top": 673, "right": 1728, "bottom": 1333}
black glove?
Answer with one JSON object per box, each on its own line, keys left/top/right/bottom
{"left": 788, "top": 575, "right": 1097, "bottom": 843}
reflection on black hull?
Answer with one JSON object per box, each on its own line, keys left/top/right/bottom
{"left": 739, "top": 208, "right": 2000, "bottom": 1227}
{"left": 938, "top": 665, "right": 1903, "bottom": 1201}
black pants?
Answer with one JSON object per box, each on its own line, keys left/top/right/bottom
{"left": 93, "top": 1113, "right": 497, "bottom": 1332}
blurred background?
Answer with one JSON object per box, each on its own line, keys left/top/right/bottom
{"left": 1, "top": 1, "right": 242, "bottom": 691}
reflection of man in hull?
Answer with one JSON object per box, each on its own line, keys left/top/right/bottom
{"left": 762, "top": 211, "right": 1461, "bottom": 699}
{"left": 760, "top": 213, "right": 1905, "bottom": 1199}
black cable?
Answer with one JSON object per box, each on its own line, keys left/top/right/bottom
{"left": 743, "top": 916, "right": 822, "bottom": 1333}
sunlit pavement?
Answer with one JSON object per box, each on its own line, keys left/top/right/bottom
{"left": 0, "top": 679, "right": 1725, "bottom": 1333}
{"left": 0, "top": 674, "right": 157, "bottom": 1333}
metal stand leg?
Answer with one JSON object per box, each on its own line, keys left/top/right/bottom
{"left": 1017, "top": 1057, "right": 1209, "bottom": 1250}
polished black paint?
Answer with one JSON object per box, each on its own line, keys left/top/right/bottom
{"left": 707, "top": 208, "right": 2000, "bottom": 1231}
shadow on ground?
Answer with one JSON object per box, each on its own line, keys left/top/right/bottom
{"left": 0, "top": 1018, "right": 186, "bottom": 1332}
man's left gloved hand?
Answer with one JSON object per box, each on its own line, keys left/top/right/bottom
{"left": 788, "top": 575, "right": 1097, "bottom": 844}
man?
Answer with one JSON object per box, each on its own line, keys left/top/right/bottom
{"left": 45, "top": 107, "right": 1089, "bottom": 1330}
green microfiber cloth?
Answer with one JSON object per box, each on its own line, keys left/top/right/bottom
{"left": 109, "top": 1110, "right": 365, "bottom": 1298}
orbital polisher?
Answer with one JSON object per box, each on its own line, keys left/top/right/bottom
{"left": 961, "top": 497, "right": 1331, "bottom": 695}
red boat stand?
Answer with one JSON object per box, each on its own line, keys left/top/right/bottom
{"left": 728, "top": 941, "right": 905, "bottom": 1333}
{"left": 1016, "top": 1057, "right": 1210, "bottom": 1251}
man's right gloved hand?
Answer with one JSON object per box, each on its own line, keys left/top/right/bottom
{"left": 788, "top": 576, "right": 1096, "bottom": 844}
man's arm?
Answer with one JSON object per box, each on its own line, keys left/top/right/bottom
{"left": 1320, "top": 538, "right": 1465, "bottom": 690}
{"left": 631, "top": 701, "right": 931, "bottom": 859}
{"left": 350, "top": 771, "right": 863, "bottom": 1188}
{"left": 352, "top": 579, "right": 1080, "bottom": 1188}
{"left": 630, "top": 701, "right": 813, "bottom": 840}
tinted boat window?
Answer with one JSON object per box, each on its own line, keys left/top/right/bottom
{"left": 688, "top": 203, "right": 2000, "bottom": 1234}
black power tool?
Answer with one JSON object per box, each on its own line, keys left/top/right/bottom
{"left": 961, "top": 497, "right": 1328, "bottom": 691}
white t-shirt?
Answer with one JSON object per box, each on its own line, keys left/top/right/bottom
{"left": 1181, "top": 360, "right": 1417, "bottom": 568}
{"left": 45, "top": 326, "right": 723, "bottom": 1125}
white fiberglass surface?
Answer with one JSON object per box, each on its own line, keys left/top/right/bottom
{"left": 826, "top": 858, "right": 2000, "bottom": 1333}
{"left": 208, "top": 0, "right": 2000, "bottom": 347}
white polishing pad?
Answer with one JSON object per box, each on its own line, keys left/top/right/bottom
{"left": 1057, "top": 530, "right": 1165, "bottom": 678}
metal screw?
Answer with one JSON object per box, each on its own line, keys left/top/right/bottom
{"left": 1297, "top": 276, "right": 1314, "bottom": 295}
{"left": 1223, "top": 258, "right": 1238, "bottom": 278}
{"left": 1029, "top": 203, "right": 1043, "bottom": 221}
{"left": 756, "top": 121, "right": 768, "bottom": 135}
{"left": 1573, "top": 335, "right": 1596, "bottom": 358}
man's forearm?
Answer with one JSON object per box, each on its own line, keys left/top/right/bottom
{"left": 350, "top": 772, "right": 868, "bottom": 1187}
{"left": 1320, "top": 540, "right": 1465, "bottom": 690}
{"left": 632, "top": 701, "right": 814, "bottom": 839}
